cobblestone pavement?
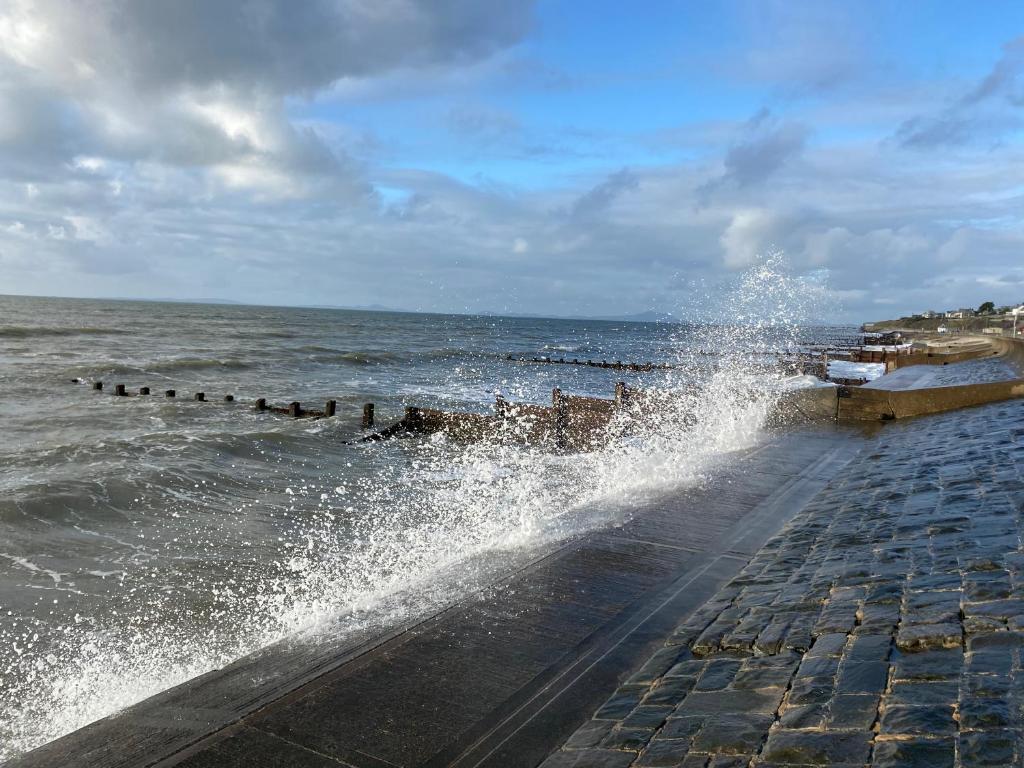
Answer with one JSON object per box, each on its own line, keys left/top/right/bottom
{"left": 542, "top": 398, "right": 1024, "bottom": 768}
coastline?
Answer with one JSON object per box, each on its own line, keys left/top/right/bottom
{"left": 8, "top": 335, "right": 1024, "bottom": 767}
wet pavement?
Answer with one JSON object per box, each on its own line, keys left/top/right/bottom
{"left": 863, "top": 356, "right": 1018, "bottom": 391}
{"left": 542, "top": 394, "right": 1024, "bottom": 767}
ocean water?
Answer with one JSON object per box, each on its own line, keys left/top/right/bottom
{"left": 0, "top": 287, "right": 856, "bottom": 761}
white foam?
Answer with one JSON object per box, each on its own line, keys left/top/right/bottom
{"left": 0, "top": 255, "right": 822, "bottom": 761}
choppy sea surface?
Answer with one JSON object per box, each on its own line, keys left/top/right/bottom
{"left": 0, "top": 290, "right": 857, "bottom": 761}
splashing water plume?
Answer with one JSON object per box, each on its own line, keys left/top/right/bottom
{"left": 0, "top": 256, "right": 827, "bottom": 760}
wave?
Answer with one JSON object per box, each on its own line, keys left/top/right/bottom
{"left": 0, "top": 326, "right": 131, "bottom": 339}
{"left": 298, "top": 346, "right": 406, "bottom": 365}
{"left": 62, "top": 357, "right": 252, "bottom": 379}
{"left": 0, "top": 255, "right": 820, "bottom": 762}
{"left": 146, "top": 357, "right": 252, "bottom": 373}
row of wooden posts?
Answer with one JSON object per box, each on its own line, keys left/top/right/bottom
{"left": 84, "top": 381, "right": 376, "bottom": 428}
{"left": 509, "top": 356, "right": 674, "bottom": 372}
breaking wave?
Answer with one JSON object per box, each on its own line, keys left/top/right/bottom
{"left": 0, "top": 255, "right": 822, "bottom": 761}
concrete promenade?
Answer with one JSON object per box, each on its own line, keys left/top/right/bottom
{"left": 543, "top": 393, "right": 1024, "bottom": 766}
{"left": 11, "top": 430, "right": 859, "bottom": 768}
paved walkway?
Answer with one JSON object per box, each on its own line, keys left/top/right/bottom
{"left": 863, "top": 356, "right": 1018, "bottom": 391}
{"left": 543, "top": 397, "right": 1024, "bottom": 768}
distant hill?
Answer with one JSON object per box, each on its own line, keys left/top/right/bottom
{"left": 595, "top": 311, "right": 678, "bottom": 323}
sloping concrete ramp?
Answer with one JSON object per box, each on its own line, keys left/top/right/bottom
{"left": 11, "top": 429, "right": 860, "bottom": 768}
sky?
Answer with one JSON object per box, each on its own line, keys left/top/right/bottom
{"left": 1, "top": 1, "right": 1023, "bottom": 323}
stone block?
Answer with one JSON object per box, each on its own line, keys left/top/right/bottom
{"left": 642, "top": 676, "right": 696, "bottom": 707}
{"left": 826, "top": 693, "right": 879, "bottom": 729}
{"left": 600, "top": 726, "right": 656, "bottom": 751}
{"left": 665, "top": 660, "right": 706, "bottom": 678}
{"left": 761, "top": 730, "right": 872, "bottom": 765}
{"left": 857, "top": 603, "right": 901, "bottom": 631}
{"left": 964, "top": 673, "right": 1011, "bottom": 697}
{"left": 891, "top": 649, "right": 963, "bottom": 681}
{"left": 966, "top": 649, "right": 1013, "bottom": 676}
{"left": 658, "top": 716, "right": 703, "bottom": 741}
{"left": 835, "top": 660, "right": 889, "bottom": 695}
{"left": 878, "top": 704, "right": 956, "bottom": 735}
{"left": 689, "top": 713, "right": 772, "bottom": 756}
{"left": 627, "top": 646, "right": 685, "bottom": 685}
{"left": 778, "top": 702, "right": 827, "bottom": 729}
{"left": 708, "top": 757, "right": 749, "bottom": 768}
{"left": 634, "top": 736, "right": 693, "bottom": 767}
{"left": 594, "top": 686, "right": 647, "bottom": 720}
{"left": 707, "top": 757, "right": 751, "bottom": 768}
{"left": 886, "top": 680, "right": 958, "bottom": 706}
{"left": 964, "top": 598, "right": 1024, "bottom": 620}
{"left": 958, "top": 730, "right": 1016, "bottom": 768}
{"left": 966, "top": 630, "right": 1024, "bottom": 650}
{"left": 847, "top": 633, "right": 892, "bottom": 662}
{"left": 694, "top": 659, "right": 742, "bottom": 691}
{"left": 806, "top": 632, "right": 848, "bottom": 657}
{"left": 732, "top": 656, "right": 798, "bottom": 690}
{"left": 674, "top": 688, "right": 784, "bottom": 717}
{"left": 896, "top": 622, "right": 962, "bottom": 651}
{"left": 563, "top": 719, "right": 616, "bottom": 750}
{"left": 795, "top": 654, "right": 840, "bottom": 679}
{"left": 871, "top": 738, "right": 954, "bottom": 768}
{"left": 621, "top": 705, "right": 674, "bottom": 729}
{"left": 786, "top": 677, "right": 834, "bottom": 706}
{"left": 958, "top": 697, "right": 1011, "bottom": 729}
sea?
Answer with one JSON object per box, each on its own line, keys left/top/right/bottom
{"left": 0, "top": 290, "right": 857, "bottom": 761}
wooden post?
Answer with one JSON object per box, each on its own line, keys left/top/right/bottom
{"left": 115, "top": 384, "right": 126, "bottom": 396}
{"left": 139, "top": 386, "right": 150, "bottom": 395}
{"left": 494, "top": 394, "right": 507, "bottom": 418}
{"left": 255, "top": 398, "right": 267, "bottom": 411}
{"left": 404, "top": 406, "right": 424, "bottom": 433}
{"left": 194, "top": 392, "right": 205, "bottom": 402}
{"left": 92, "top": 381, "right": 103, "bottom": 391}
{"left": 362, "top": 403, "right": 375, "bottom": 429}
{"left": 288, "top": 401, "right": 301, "bottom": 417}
{"left": 552, "top": 387, "right": 568, "bottom": 452}
{"left": 165, "top": 389, "right": 176, "bottom": 398}
{"left": 324, "top": 399, "right": 336, "bottom": 417}
{"left": 614, "top": 381, "right": 629, "bottom": 409}
{"left": 224, "top": 394, "right": 234, "bottom": 402}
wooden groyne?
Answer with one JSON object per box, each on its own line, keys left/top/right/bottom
{"left": 75, "top": 380, "right": 369, "bottom": 425}
{"left": 361, "top": 383, "right": 638, "bottom": 453}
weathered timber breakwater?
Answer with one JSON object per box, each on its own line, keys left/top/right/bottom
{"left": 73, "top": 336, "right": 1024, "bottom": 460}
{"left": 11, "top": 334, "right": 1024, "bottom": 768}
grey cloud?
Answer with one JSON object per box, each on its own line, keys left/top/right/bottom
{"left": 698, "top": 110, "right": 807, "bottom": 202}
{"left": 0, "top": 0, "right": 535, "bottom": 199}
{"left": 896, "top": 36, "right": 1024, "bottom": 148}
{"left": 569, "top": 168, "right": 639, "bottom": 219}
{"left": 13, "top": 0, "right": 534, "bottom": 95}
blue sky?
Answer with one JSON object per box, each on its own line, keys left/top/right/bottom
{"left": 1, "top": 1, "right": 1023, "bottom": 322}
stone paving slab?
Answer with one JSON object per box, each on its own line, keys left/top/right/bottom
{"left": 543, "top": 398, "right": 1024, "bottom": 768}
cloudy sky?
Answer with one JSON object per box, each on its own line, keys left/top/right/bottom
{"left": 1, "top": 0, "right": 1023, "bottom": 322}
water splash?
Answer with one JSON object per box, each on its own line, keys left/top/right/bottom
{"left": 0, "top": 255, "right": 825, "bottom": 761}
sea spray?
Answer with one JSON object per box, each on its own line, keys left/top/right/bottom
{"left": 0, "top": 257, "right": 827, "bottom": 760}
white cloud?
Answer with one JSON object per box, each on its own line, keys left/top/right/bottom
{"left": 720, "top": 209, "right": 777, "bottom": 269}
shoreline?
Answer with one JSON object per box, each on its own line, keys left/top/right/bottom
{"left": 8, "top": 335, "right": 1024, "bottom": 767}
